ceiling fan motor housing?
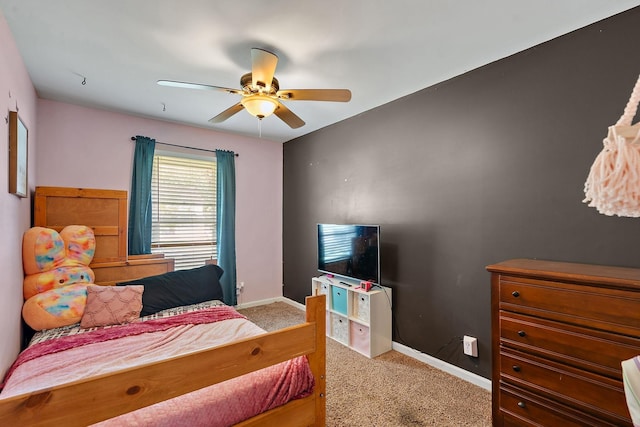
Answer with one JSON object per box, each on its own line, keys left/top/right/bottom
{"left": 241, "top": 72, "right": 279, "bottom": 94}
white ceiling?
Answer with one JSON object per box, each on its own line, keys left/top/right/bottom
{"left": 2, "top": 1, "right": 639, "bottom": 143}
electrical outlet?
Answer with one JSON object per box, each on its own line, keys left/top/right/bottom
{"left": 236, "top": 281, "right": 245, "bottom": 295}
{"left": 463, "top": 335, "right": 478, "bottom": 357}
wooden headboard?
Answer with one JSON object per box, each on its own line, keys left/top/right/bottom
{"left": 34, "top": 186, "right": 175, "bottom": 285}
{"left": 34, "top": 186, "right": 127, "bottom": 264}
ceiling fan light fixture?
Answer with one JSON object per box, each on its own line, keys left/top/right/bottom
{"left": 241, "top": 95, "right": 278, "bottom": 119}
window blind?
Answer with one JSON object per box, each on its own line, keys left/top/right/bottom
{"left": 151, "top": 154, "right": 217, "bottom": 270}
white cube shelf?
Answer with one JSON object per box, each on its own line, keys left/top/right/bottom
{"left": 311, "top": 276, "right": 392, "bottom": 358}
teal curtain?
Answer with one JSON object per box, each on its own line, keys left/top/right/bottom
{"left": 216, "top": 150, "right": 237, "bottom": 305}
{"left": 128, "top": 136, "right": 156, "bottom": 255}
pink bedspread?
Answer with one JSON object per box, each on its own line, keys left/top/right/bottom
{"left": 0, "top": 306, "right": 314, "bottom": 426}
{"left": 2, "top": 306, "right": 246, "bottom": 387}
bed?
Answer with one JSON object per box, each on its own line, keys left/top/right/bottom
{"left": 0, "top": 286, "right": 326, "bottom": 426}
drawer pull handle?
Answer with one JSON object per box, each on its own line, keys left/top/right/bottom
{"left": 512, "top": 365, "right": 521, "bottom": 372}
{"left": 517, "top": 330, "right": 526, "bottom": 337}
{"left": 512, "top": 291, "right": 520, "bottom": 297}
{"left": 517, "top": 401, "right": 526, "bottom": 409}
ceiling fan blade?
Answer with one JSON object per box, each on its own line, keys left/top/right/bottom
{"left": 274, "top": 102, "right": 305, "bottom": 129}
{"left": 209, "top": 102, "right": 244, "bottom": 123}
{"left": 251, "top": 48, "right": 278, "bottom": 91}
{"left": 277, "top": 89, "right": 352, "bottom": 102}
{"left": 158, "top": 80, "right": 242, "bottom": 95}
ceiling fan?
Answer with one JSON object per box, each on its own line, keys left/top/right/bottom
{"left": 158, "top": 48, "right": 352, "bottom": 129}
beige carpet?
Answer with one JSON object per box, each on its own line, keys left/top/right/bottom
{"left": 238, "top": 302, "right": 492, "bottom": 426}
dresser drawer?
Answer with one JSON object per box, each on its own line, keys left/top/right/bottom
{"left": 499, "top": 275, "right": 640, "bottom": 336}
{"left": 500, "top": 350, "right": 629, "bottom": 424}
{"left": 499, "top": 384, "right": 625, "bottom": 427}
{"left": 500, "top": 312, "right": 640, "bottom": 379}
{"left": 91, "top": 255, "right": 175, "bottom": 286}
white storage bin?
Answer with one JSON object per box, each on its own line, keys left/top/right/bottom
{"left": 330, "top": 312, "right": 349, "bottom": 345}
{"left": 349, "top": 321, "right": 371, "bottom": 355}
{"left": 352, "top": 292, "right": 370, "bottom": 323}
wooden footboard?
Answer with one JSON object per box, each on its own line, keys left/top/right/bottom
{"left": 0, "top": 294, "right": 326, "bottom": 427}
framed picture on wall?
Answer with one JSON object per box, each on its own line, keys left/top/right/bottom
{"left": 8, "top": 110, "right": 28, "bottom": 198}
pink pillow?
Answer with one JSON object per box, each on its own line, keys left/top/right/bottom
{"left": 80, "top": 285, "right": 143, "bottom": 328}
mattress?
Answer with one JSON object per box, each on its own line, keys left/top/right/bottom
{"left": 0, "top": 300, "right": 314, "bottom": 426}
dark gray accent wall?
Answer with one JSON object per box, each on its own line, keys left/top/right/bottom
{"left": 283, "top": 7, "right": 640, "bottom": 379}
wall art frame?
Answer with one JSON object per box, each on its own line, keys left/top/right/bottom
{"left": 8, "top": 110, "right": 28, "bottom": 197}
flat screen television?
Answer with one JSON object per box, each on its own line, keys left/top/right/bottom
{"left": 317, "top": 224, "right": 380, "bottom": 285}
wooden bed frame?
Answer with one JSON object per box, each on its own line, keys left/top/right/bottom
{"left": 0, "top": 294, "right": 326, "bottom": 427}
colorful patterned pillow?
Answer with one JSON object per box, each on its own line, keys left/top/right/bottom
{"left": 21, "top": 226, "right": 97, "bottom": 331}
{"left": 22, "top": 226, "right": 95, "bottom": 299}
{"left": 80, "top": 285, "right": 144, "bottom": 328}
{"left": 22, "top": 284, "right": 88, "bottom": 330}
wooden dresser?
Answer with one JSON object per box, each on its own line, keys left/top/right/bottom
{"left": 91, "top": 254, "right": 175, "bottom": 286}
{"left": 487, "top": 259, "right": 640, "bottom": 426}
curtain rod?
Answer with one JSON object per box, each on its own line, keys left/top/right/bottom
{"left": 130, "top": 136, "right": 238, "bottom": 157}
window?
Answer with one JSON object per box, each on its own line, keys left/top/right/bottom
{"left": 151, "top": 153, "right": 217, "bottom": 270}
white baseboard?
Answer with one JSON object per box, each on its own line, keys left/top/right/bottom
{"left": 392, "top": 341, "right": 491, "bottom": 391}
{"left": 235, "top": 296, "right": 305, "bottom": 311}
{"left": 238, "top": 297, "right": 491, "bottom": 391}
{"left": 234, "top": 297, "right": 281, "bottom": 310}
{"left": 280, "top": 297, "right": 306, "bottom": 311}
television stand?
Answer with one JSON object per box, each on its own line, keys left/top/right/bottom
{"left": 312, "top": 275, "right": 392, "bottom": 358}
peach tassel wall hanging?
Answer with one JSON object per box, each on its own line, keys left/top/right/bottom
{"left": 584, "top": 74, "right": 640, "bottom": 217}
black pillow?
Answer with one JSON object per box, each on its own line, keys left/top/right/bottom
{"left": 117, "top": 264, "right": 225, "bottom": 316}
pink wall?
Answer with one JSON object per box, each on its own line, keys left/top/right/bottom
{"left": 37, "top": 100, "right": 284, "bottom": 305}
{"left": 0, "top": 11, "right": 38, "bottom": 377}
{"left": 0, "top": 9, "right": 283, "bottom": 378}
